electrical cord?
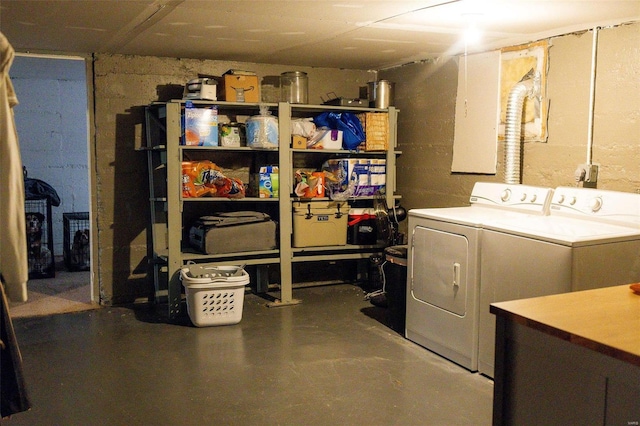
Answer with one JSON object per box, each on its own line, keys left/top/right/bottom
{"left": 364, "top": 259, "right": 387, "bottom": 300}
{"left": 574, "top": 166, "right": 586, "bottom": 186}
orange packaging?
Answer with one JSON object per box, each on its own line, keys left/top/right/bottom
{"left": 181, "top": 161, "right": 220, "bottom": 198}
{"left": 303, "top": 172, "right": 325, "bottom": 198}
{"left": 182, "top": 161, "right": 246, "bottom": 199}
{"left": 182, "top": 162, "right": 198, "bottom": 197}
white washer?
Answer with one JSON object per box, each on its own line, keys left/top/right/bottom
{"left": 478, "top": 186, "right": 640, "bottom": 377}
{"left": 406, "top": 182, "right": 553, "bottom": 371}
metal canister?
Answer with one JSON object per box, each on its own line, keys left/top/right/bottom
{"left": 280, "top": 71, "right": 308, "bottom": 104}
{"left": 368, "top": 80, "right": 395, "bottom": 109}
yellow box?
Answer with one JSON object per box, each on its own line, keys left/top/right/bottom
{"left": 219, "top": 74, "right": 260, "bottom": 102}
{"left": 358, "top": 112, "right": 388, "bottom": 151}
{"left": 292, "top": 201, "right": 348, "bottom": 247}
{"left": 292, "top": 135, "right": 307, "bottom": 149}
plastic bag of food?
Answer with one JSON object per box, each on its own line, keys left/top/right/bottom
{"left": 182, "top": 161, "right": 245, "bottom": 198}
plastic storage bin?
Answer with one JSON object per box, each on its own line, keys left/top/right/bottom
{"left": 347, "top": 208, "right": 377, "bottom": 245}
{"left": 180, "top": 265, "right": 249, "bottom": 327}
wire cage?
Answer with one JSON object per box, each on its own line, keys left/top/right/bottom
{"left": 25, "top": 198, "right": 55, "bottom": 279}
{"left": 63, "top": 212, "right": 90, "bottom": 271}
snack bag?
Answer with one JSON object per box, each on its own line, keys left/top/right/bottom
{"left": 182, "top": 161, "right": 245, "bottom": 198}
{"left": 182, "top": 162, "right": 198, "bottom": 197}
{"left": 215, "top": 177, "right": 245, "bottom": 199}
{"left": 182, "top": 161, "right": 213, "bottom": 197}
{"left": 182, "top": 161, "right": 222, "bottom": 197}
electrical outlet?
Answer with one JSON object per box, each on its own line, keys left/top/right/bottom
{"left": 576, "top": 163, "right": 598, "bottom": 184}
{"left": 584, "top": 164, "right": 599, "bottom": 183}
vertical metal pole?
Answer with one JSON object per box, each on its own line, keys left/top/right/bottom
{"left": 166, "top": 102, "right": 183, "bottom": 317}
{"left": 586, "top": 27, "right": 599, "bottom": 166}
{"left": 275, "top": 102, "right": 296, "bottom": 305}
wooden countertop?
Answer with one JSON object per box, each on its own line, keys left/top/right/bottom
{"left": 490, "top": 284, "right": 640, "bottom": 367}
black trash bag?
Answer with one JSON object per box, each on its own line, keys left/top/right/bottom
{"left": 23, "top": 167, "right": 61, "bottom": 206}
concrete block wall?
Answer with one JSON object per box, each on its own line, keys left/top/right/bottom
{"left": 92, "top": 54, "right": 373, "bottom": 304}
{"left": 380, "top": 22, "right": 640, "bottom": 225}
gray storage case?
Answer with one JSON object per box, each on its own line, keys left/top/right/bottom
{"left": 189, "top": 211, "right": 277, "bottom": 254}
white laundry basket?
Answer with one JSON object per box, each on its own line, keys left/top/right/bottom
{"left": 180, "top": 265, "right": 249, "bottom": 327}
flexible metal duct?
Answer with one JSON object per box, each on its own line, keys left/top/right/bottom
{"left": 504, "top": 71, "right": 538, "bottom": 184}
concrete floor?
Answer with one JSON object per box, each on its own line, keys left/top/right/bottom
{"left": 9, "top": 269, "right": 94, "bottom": 318}
{"left": 8, "top": 284, "right": 493, "bottom": 425}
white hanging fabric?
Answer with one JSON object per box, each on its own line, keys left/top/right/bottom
{"left": 0, "top": 32, "right": 31, "bottom": 420}
{"left": 0, "top": 31, "right": 28, "bottom": 303}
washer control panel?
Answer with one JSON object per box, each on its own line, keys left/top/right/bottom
{"left": 552, "top": 186, "right": 640, "bottom": 225}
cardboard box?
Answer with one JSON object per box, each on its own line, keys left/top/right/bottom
{"left": 259, "top": 166, "right": 279, "bottom": 198}
{"left": 293, "top": 201, "right": 349, "bottom": 247}
{"left": 292, "top": 135, "right": 307, "bottom": 149}
{"left": 219, "top": 74, "right": 260, "bottom": 102}
{"left": 183, "top": 102, "right": 218, "bottom": 146}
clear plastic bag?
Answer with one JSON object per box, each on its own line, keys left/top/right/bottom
{"left": 246, "top": 105, "right": 278, "bottom": 149}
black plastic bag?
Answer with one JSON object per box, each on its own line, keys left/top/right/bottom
{"left": 24, "top": 178, "right": 61, "bottom": 206}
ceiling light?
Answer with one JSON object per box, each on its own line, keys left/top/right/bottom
{"left": 462, "top": 12, "right": 483, "bottom": 45}
{"left": 464, "top": 24, "right": 482, "bottom": 44}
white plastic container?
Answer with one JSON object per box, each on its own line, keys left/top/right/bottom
{"left": 308, "top": 129, "right": 343, "bottom": 149}
{"left": 180, "top": 265, "right": 249, "bottom": 327}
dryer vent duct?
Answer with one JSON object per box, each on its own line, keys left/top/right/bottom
{"left": 504, "top": 69, "right": 540, "bottom": 184}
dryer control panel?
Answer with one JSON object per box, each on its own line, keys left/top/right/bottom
{"left": 469, "top": 182, "right": 553, "bottom": 214}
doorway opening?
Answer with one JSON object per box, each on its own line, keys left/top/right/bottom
{"left": 9, "top": 54, "right": 96, "bottom": 317}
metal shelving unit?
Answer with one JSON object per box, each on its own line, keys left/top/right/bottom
{"left": 143, "top": 100, "right": 399, "bottom": 318}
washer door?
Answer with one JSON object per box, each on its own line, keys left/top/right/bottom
{"left": 411, "top": 226, "right": 468, "bottom": 317}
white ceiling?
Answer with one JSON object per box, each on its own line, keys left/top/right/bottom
{"left": 2, "top": 0, "right": 639, "bottom": 70}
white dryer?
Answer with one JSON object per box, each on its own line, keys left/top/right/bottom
{"left": 478, "top": 186, "right": 640, "bottom": 377}
{"left": 406, "top": 182, "right": 553, "bottom": 371}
